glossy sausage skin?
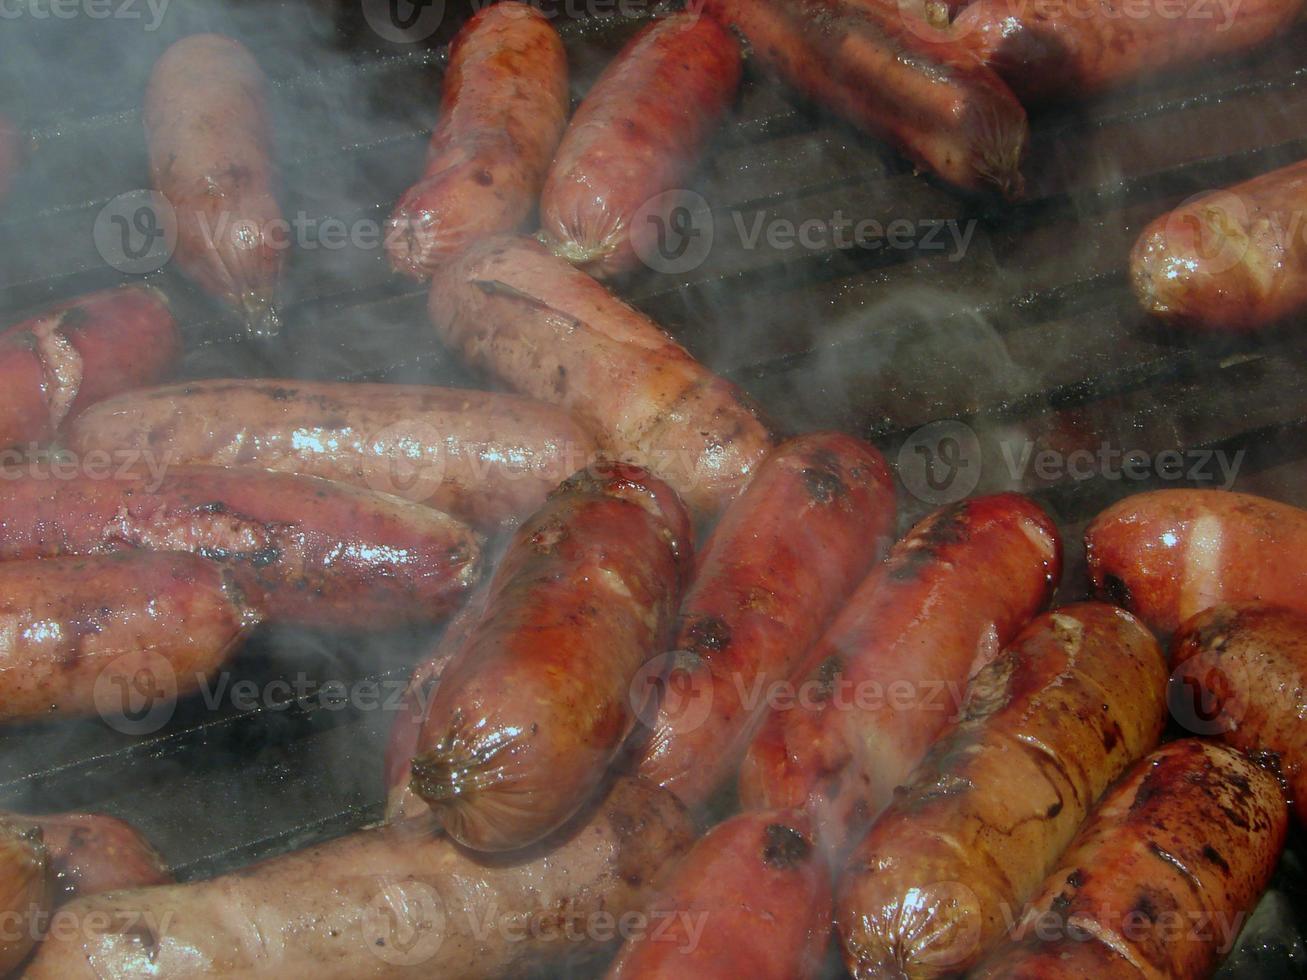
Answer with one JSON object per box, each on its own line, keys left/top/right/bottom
{"left": 739, "top": 493, "right": 1061, "bottom": 853}
{"left": 146, "top": 34, "right": 283, "bottom": 337}
{"left": 0, "top": 819, "right": 50, "bottom": 975}
{"left": 539, "top": 13, "right": 741, "bottom": 278}
{"left": 0, "top": 465, "right": 482, "bottom": 629}
{"left": 1084, "top": 489, "right": 1307, "bottom": 636}
{"left": 8, "top": 813, "right": 172, "bottom": 902}
{"left": 702, "top": 0, "right": 1028, "bottom": 198}
{"left": 836, "top": 603, "right": 1168, "bottom": 978}
{"left": 1171, "top": 603, "right": 1307, "bottom": 824}
{"left": 410, "top": 466, "right": 690, "bottom": 851}
{"left": 0, "top": 553, "right": 259, "bottom": 724}
{"left": 428, "top": 234, "right": 775, "bottom": 519}
{"left": 636, "top": 433, "right": 897, "bottom": 812}
{"left": 23, "top": 778, "right": 695, "bottom": 980}
{"left": 0, "top": 286, "right": 179, "bottom": 449}
{"left": 1131, "top": 159, "right": 1307, "bottom": 332}
{"left": 67, "top": 379, "right": 600, "bottom": 533}
{"left": 972, "top": 739, "right": 1287, "bottom": 980}
{"left": 605, "top": 809, "right": 831, "bottom": 980}
{"left": 386, "top": 2, "right": 569, "bottom": 278}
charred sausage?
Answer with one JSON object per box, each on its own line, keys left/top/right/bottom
{"left": 386, "top": 2, "right": 569, "bottom": 278}
{"left": 0, "top": 819, "right": 49, "bottom": 974}
{"left": 6, "top": 813, "right": 171, "bottom": 902}
{"left": 836, "top": 603, "right": 1168, "bottom": 978}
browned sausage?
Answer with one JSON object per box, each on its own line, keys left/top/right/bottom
{"left": 836, "top": 603, "right": 1168, "bottom": 978}
{"left": 0, "top": 286, "right": 179, "bottom": 450}
{"left": 971, "top": 739, "right": 1287, "bottom": 980}
{"left": 146, "top": 34, "right": 284, "bottom": 336}
{"left": 0, "top": 553, "right": 259, "bottom": 725}
{"left": 427, "top": 234, "right": 775, "bottom": 519}
{"left": 22, "top": 777, "right": 695, "bottom": 980}
{"left": 5, "top": 813, "right": 172, "bottom": 902}
{"left": 636, "top": 432, "right": 897, "bottom": 812}
{"left": 539, "top": 13, "right": 742, "bottom": 278}
{"left": 0, "top": 820, "right": 49, "bottom": 973}
{"left": 386, "top": 2, "right": 569, "bottom": 278}
{"left": 409, "top": 466, "right": 690, "bottom": 851}
{"left": 66, "top": 379, "right": 600, "bottom": 533}
{"left": 1084, "top": 489, "right": 1307, "bottom": 636}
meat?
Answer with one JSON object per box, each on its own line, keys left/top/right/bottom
{"left": 0, "top": 819, "right": 50, "bottom": 975}
{"left": 145, "top": 34, "right": 284, "bottom": 336}
{"left": 386, "top": 1, "right": 569, "bottom": 278}
{"left": 739, "top": 493, "right": 1061, "bottom": 853}
{"left": 6, "top": 813, "right": 172, "bottom": 902}
{"left": 409, "top": 466, "right": 690, "bottom": 851}
{"left": 635, "top": 432, "right": 897, "bottom": 812}
{"left": 66, "top": 379, "right": 600, "bottom": 533}
{"left": 1131, "top": 159, "right": 1307, "bottom": 332}
{"left": 22, "top": 777, "right": 695, "bottom": 980}
{"left": 1171, "top": 602, "right": 1307, "bottom": 824}
{"left": 836, "top": 602, "right": 1168, "bottom": 978}
{"left": 971, "top": 739, "right": 1287, "bottom": 979}
{"left": 605, "top": 809, "right": 831, "bottom": 980}
{"left": 1084, "top": 488, "right": 1307, "bottom": 636}
{"left": 701, "top": 0, "right": 1029, "bottom": 198}
{"left": 427, "top": 234, "right": 775, "bottom": 519}
{"left": 539, "top": 13, "right": 742, "bottom": 278}
{"left": 0, "top": 553, "right": 259, "bottom": 725}
{"left": 0, "top": 286, "right": 179, "bottom": 450}
{"left": 0, "top": 465, "right": 482, "bottom": 629}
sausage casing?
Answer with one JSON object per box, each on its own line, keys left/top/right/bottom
{"left": 5, "top": 813, "right": 172, "bottom": 903}
{"left": 0, "top": 819, "right": 50, "bottom": 974}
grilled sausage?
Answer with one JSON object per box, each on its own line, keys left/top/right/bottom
{"left": 0, "top": 819, "right": 50, "bottom": 975}
{"left": 0, "top": 465, "right": 482, "bottom": 629}
{"left": 1171, "top": 602, "right": 1307, "bottom": 824}
{"left": 8, "top": 813, "right": 172, "bottom": 902}
{"left": 22, "top": 777, "right": 695, "bottom": 980}
{"left": 539, "top": 13, "right": 741, "bottom": 278}
{"left": 836, "top": 603, "right": 1168, "bottom": 978}
{"left": 386, "top": 2, "right": 569, "bottom": 278}
{"left": 702, "top": 0, "right": 1028, "bottom": 198}
{"left": 0, "top": 286, "right": 179, "bottom": 450}
{"left": 636, "top": 433, "right": 897, "bottom": 812}
{"left": 66, "top": 379, "right": 599, "bottom": 533}
{"left": 409, "top": 466, "right": 690, "bottom": 852}
{"left": 739, "top": 493, "right": 1061, "bottom": 853}
{"left": 428, "top": 234, "right": 774, "bottom": 519}
{"left": 1131, "top": 159, "right": 1307, "bottom": 332}
{"left": 952, "top": 0, "right": 1305, "bottom": 104}
{"left": 0, "top": 553, "right": 259, "bottom": 725}
{"left": 971, "top": 739, "right": 1287, "bottom": 980}
{"left": 605, "top": 809, "right": 831, "bottom": 980}
{"left": 1084, "top": 489, "right": 1307, "bottom": 636}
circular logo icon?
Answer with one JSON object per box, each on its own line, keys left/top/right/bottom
{"left": 360, "top": 419, "right": 448, "bottom": 502}
{"left": 93, "top": 190, "right": 177, "bottom": 275}
{"left": 93, "top": 652, "right": 179, "bottom": 736}
{"left": 1168, "top": 658, "right": 1241, "bottom": 736}
{"left": 360, "top": 0, "right": 446, "bottom": 43}
{"left": 1159, "top": 189, "right": 1252, "bottom": 278}
{"left": 897, "top": 420, "right": 983, "bottom": 505}
{"left": 628, "top": 650, "right": 715, "bottom": 734}
{"left": 630, "top": 189, "right": 715, "bottom": 275}
{"left": 362, "top": 878, "right": 446, "bottom": 966}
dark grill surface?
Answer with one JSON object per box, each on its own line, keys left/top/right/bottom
{"left": 1, "top": 1, "right": 1305, "bottom": 975}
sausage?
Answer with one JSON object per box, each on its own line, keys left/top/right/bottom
{"left": 635, "top": 433, "right": 897, "bottom": 812}
{"left": 951, "top": 0, "right": 1305, "bottom": 104}
{"left": 605, "top": 809, "right": 831, "bottom": 980}
{"left": 0, "top": 819, "right": 49, "bottom": 975}
{"left": 386, "top": 2, "right": 569, "bottom": 279}
{"left": 971, "top": 739, "right": 1287, "bottom": 980}
{"left": 1130, "top": 159, "right": 1307, "bottom": 332}
{"left": 145, "top": 34, "right": 284, "bottom": 337}
{"left": 701, "top": 0, "right": 1028, "bottom": 198}
{"left": 428, "top": 234, "right": 775, "bottom": 519}
{"left": 1171, "top": 602, "right": 1307, "bottom": 825}
{"left": 66, "top": 379, "right": 600, "bottom": 533}
{"left": 538, "top": 13, "right": 742, "bottom": 279}
{"left": 836, "top": 603, "right": 1168, "bottom": 978}
{"left": 739, "top": 493, "right": 1061, "bottom": 853}
{"left": 409, "top": 465, "right": 690, "bottom": 851}
{"left": 5, "top": 813, "right": 172, "bottom": 902}
{"left": 22, "top": 777, "right": 695, "bottom": 980}
{"left": 0, "top": 286, "right": 179, "bottom": 450}
{"left": 0, "top": 553, "right": 259, "bottom": 725}
{"left": 0, "top": 465, "right": 482, "bottom": 629}
{"left": 1084, "top": 489, "right": 1307, "bottom": 636}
